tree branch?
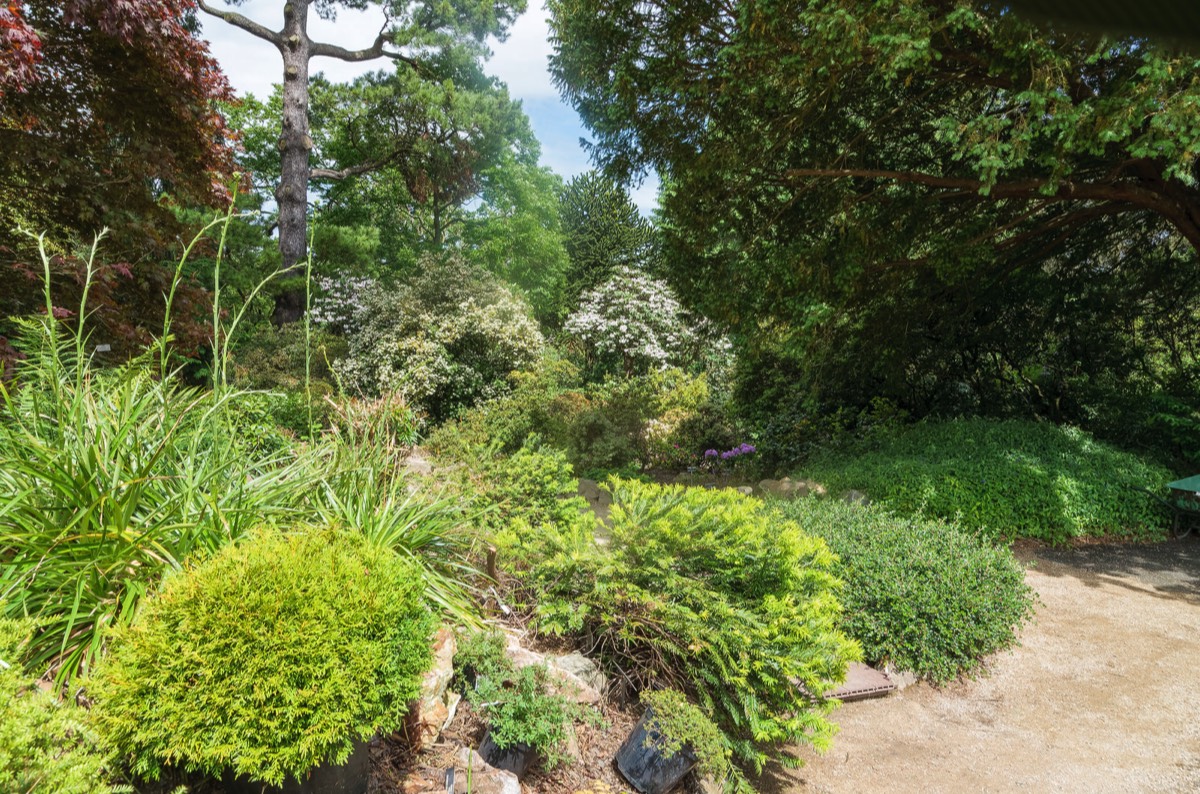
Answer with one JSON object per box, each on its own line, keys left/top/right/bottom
{"left": 309, "top": 33, "right": 417, "bottom": 67}
{"left": 780, "top": 167, "right": 1200, "bottom": 251}
{"left": 196, "top": 1, "right": 283, "bottom": 48}
{"left": 310, "top": 162, "right": 383, "bottom": 180}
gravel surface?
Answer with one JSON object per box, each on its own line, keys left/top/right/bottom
{"left": 766, "top": 538, "right": 1200, "bottom": 794}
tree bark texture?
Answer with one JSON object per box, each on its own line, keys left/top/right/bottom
{"left": 272, "top": 0, "right": 313, "bottom": 325}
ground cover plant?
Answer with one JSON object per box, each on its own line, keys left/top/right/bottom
{"left": 496, "top": 479, "right": 860, "bottom": 784}
{"left": 453, "top": 630, "right": 600, "bottom": 771}
{"left": 91, "top": 527, "right": 433, "bottom": 787}
{"left": 0, "top": 617, "right": 117, "bottom": 794}
{"left": 800, "top": 419, "right": 1172, "bottom": 543}
{"left": 774, "top": 498, "right": 1036, "bottom": 683}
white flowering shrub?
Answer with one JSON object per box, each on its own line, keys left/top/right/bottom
{"left": 310, "top": 275, "right": 377, "bottom": 334}
{"left": 564, "top": 267, "right": 700, "bottom": 377}
{"left": 335, "top": 257, "right": 544, "bottom": 424}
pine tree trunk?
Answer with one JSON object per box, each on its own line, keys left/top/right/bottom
{"left": 272, "top": 0, "right": 312, "bottom": 325}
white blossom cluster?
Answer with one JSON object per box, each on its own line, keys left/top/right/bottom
{"left": 333, "top": 263, "right": 543, "bottom": 422}
{"left": 309, "top": 275, "right": 377, "bottom": 334}
{"left": 564, "top": 267, "right": 698, "bottom": 374}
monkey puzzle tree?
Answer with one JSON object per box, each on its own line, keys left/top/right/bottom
{"left": 198, "top": 0, "right": 525, "bottom": 322}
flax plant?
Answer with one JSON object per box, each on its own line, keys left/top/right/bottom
{"left": 0, "top": 233, "right": 313, "bottom": 687}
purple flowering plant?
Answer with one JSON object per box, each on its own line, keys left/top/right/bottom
{"left": 702, "top": 442, "right": 756, "bottom": 472}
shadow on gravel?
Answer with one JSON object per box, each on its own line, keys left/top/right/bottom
{"left": 1022, "top": 536, "right": 1200, "bottom": 603}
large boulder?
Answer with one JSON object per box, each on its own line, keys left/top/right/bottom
{"left": 453, "top": 748, "right": 521, "bottom": 794}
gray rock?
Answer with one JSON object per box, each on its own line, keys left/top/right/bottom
{"left": 505, "top": 634, "right": 602, "bottom": 705}
{"left": 406, "top": 627, "right": 457, "bottom": 749}
{"left": 453, "top": 748, "right": 521, "bottom": 794}
{"left": 554, "top": 651, "right": 608, "bottom": 693}
{"left": 885, "top": 667, "right": 919, "bottom": 690}
{"left": 758, "top": 477, "right": 815, "bottom": 499}
{"left": 843, "top": 489, "right": 871, "bottom": 506}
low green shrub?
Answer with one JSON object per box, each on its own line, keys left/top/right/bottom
{"left": 0, "top": 618, "right": 117, "bottom": 794}
{"left": 496, "top": 480, "right": 860, "bottom": 777}
{"left": 453, "top": 631, "right": 596, "bottom": 771}
{"left": 639, "top": 689, "right": 732, "bottom": 785}
{"left": 425, "top": 353, "right": 582, "bottom": 459}
{"left": 91, "top": 527, "right": 433, "bottom": 786}
{"left": 774, "top": 498, "right": 1036, "bottom": 683}
{"left": 475, "top": 664, "right": 588, "bottom": 770}
{"left": 453, "top": 629, "right": 511, "bottom": 687}
{"left": 229, "top": 322, "right": 345, "bottom": 395}
{"left": 800, "top": 418, "right": 1172, "bottom": 542}
{"left": 431, "top": 363, "right": 729, "bottom": 478}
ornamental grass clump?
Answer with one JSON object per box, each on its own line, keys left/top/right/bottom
{"left": 496, "top": 480, "right": 861, "bottom": 779}
{"left": 0, "top": 315, "right": 313, "bottom": 688}
{"left": 90, "top": 527, "right": 434, "bottom": 787}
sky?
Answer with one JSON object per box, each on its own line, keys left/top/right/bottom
{"left": 198, "top": 1, "right": 659, "bottom": 212}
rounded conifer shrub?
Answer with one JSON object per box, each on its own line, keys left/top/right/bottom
{"left": 91, "top": 527, "right": 433, "bottom": 786}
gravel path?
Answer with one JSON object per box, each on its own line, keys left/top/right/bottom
{"left": 767, "top": 538, "right": 1200, "bottom": 794}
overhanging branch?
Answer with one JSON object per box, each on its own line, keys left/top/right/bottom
{"left": 196, "top": 1, "right": 283, "bottom": 48}
{"left": 310, "top": 33, "right": 417, "bottom": 67}
{"left": 781, "top": 167, "right": 1200, "bottom": 251}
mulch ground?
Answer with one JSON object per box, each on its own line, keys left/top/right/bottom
{"left": 370, "top": 696, "right": 641, "bottom": 794}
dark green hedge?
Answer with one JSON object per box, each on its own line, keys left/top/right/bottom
{"left": 774, "top": 498, "right": 1036, "bottom": 683}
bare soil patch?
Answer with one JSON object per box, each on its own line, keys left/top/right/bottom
{"left": 766, "top": 538, "right": 1200, "bottom": 794}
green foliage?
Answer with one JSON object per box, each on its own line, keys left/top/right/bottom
{"left": 549, "top": 0, "right": 1200, "bottom": 468}
{"left": 467, "top": 153, "right": 572, "bottom": 326}
{"left": 309, "top": 424, "right": 479, "bottom": 626}
{"left": 90, "top": 527, "right": 434, "bottom": 787}
{"left": 453, "top": 631, "right": 596, "bottom": 770}
{"left": 430, "top": 356, "right": 732, "bottom": 477}
{"left": 336, "top": 255, "right": 544, "bottom": 424}
{"left": 497, "top": 480, "right": 860, "bottom": 774}
{"left": 801, "top": 419, "right": 1172, "bottom": 543}
{"left": 640, "top": 689, "right": 732, "bottom": 786}
{"left": 0, "top": 316, "right": 314, "bottom": 687}
{"left": 558, "top": 171, "right": 656, "bottom": 307}
{"left": 774, "top": 499, "right": 1036, "bottom": 683}
{"left": 0, "top": 618, "right": 118, "bottom": 794}
{"left": 453, "top": 629, "right": 511, "bottom": 687}
{"left": 474, "top": 664, "right": 588, "bottom": 769}
{"left": 230, "top": 322, "right": 345, "bottom": 394}
{"left": 426, "top": 353, "right": 584, "bottom": 458}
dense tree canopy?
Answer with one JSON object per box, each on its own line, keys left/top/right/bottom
{"left": 199, "top": 0, "right": 526, "bottom": 321}
{"left": 558, "top": 171, "right": 655, "bottom": 305}
{"left": 0, "top": 0, "right": 234, "bottom": 357}
{"left": 0, "top": 0, "right": 234, "bottom": 253}
{"left": 228, "top": 60, "right": 569, "bottom": 322}
{"left": 549, "top": 0, "right": 1200, "bottom": 446}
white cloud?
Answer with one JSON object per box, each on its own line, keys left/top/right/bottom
{"left": 487, "top": 1, "right": 560, "bottom": 100}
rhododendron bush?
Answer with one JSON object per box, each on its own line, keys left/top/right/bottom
{"left": 564, "top": 266, "right": 699, "bottom": 377}
{"left": 333, "top": 256, "right": 544, "bottom": 424}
